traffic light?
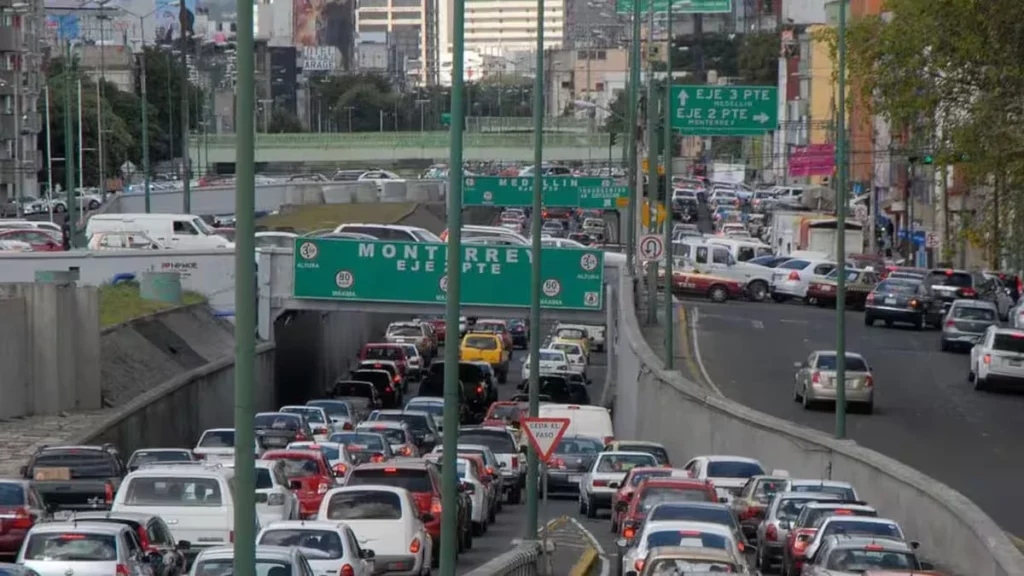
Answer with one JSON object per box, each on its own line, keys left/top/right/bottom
{"left": 908, "top": 154, "right": 934, "bottom": 165}
{"left": 923, "top": 154, "right": 933, "bottom": 164}
{"left": 610, "top": 132, "right": 619, "bottom": 146}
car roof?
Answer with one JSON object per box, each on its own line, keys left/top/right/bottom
{"left": 68, "top": 511, "right": 160, "bottom": 523}
{"left": 353, "top": 459, "right": 431, "bottom": 471}
{"left": 359, "top": 421, "right": 408, "bottom": 430}
{"left": 197, "top": 545, "right": 297, "bottom": 561}
{"left": 644, "top": 520, "right": 733, "bottom": 535}
{"left": 787, "top": 479, "right": 854, "bottom": 488}
{"left": 649, "top": 501, "right": 729, "bottom": 512}
{"left": 823, "top": 534, "right": 914, "bottom": 551}
{"left": 612, "top": 440, "right": 666, "bottom": 448}
{"left": 263, "top": 520, "right": 350, "bottom": 532}
{"left": 952, "top": 298, "right": 997, "bottom": 308}
{"left": 598, "top": 451, "right": 659, "bottom": 459}
{"left": 820, "top": 515, "right": 898, "bottom": 526}
{"left": 775, "top": 491, "right": 842, "bottom": 502}
{"left": 646, "top": 545, "right": 737, "bottom": 561}
{"left": 803, "top": 501, "right": 876, "bottom": 511}
{"left": 700, "top": 455, "right": 762, "bottom": 464}
{"left": 31, "top": 521, "right": 128, "bottom": 535}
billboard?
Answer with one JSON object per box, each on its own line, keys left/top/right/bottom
{"left": 45, "top": 14, "right": 80, "bottom": 39}
{"left": 789, "top": 143, "right": 836, "bottom": 177}
{"left": 154, "top": 0, "right": 196, "bottom": 43}
{"left": 292, "top": 0, "right": 354, "bottom": 69}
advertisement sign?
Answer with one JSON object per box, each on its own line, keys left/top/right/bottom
{"left": 789, "top": 143, "right": 836, "bottom": 177}
{"left": 301, "top": 46, "right": 338, "bottom": 71}
{"left": 293, "top": 0, "right": 355, "bottom": 50}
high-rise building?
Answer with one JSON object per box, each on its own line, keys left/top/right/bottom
{"left": 437, "top": 0, "right": 564, "bottom": 63}
{"left": 356, "top": 0, "right": 437, "bottom": 85}
{"left": 0, "top": 0, "right": 42, "bottom": 203}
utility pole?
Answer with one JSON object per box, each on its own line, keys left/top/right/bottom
{"left": 179, "top": 0, "right": 191, "bottom": 213}
{"left": 834, "top": 0, "right": 848, "bottom": 439}
{"left": 139, "top": 29, "right": 151, "bottom": 212}
{"left": 525, "top": 0, "right": 546, "bottom": 543}
{"left": 440, "top": 0, "right": 466, "bottom": 571}
{"left": 44, "top": 85, "right": 54, "bottom": 222}
{"left": 232, "top": 0, "right": 257, "bottom": 571}
{"left": 625, "top": 0, "right": 641, "bottom": 273}
{"left": 63, "top": 40, "right": 76, "bottom": 248}
{"left": 13, "top": 37, "right": 22, "bottom": 219}
{"left": 97, "top": 5, "right": 108, "bottom": 203}
{"left": 662, "top": 0, "right": 673, "bottom": 367}
{"left": 644, "top": 0, "right": 659, "bottom": 325}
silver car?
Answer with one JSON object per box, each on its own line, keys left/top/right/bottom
{"left": 579, "top": 451, "right": 659, "bottom": 518}
{"left": 191, "top": 545, "right": 318, "bottom": 576}
{"left": 18, "top": 521, "right": 154, "bottom": 576}
{"left": 755, "top": 492, "right": 841, "bottom": 572}
{"left": 793, "top": 351, "right": 874, "bottom": 413}
{"left": 941, "top": 299, "right": 999, "bottom": 352}
{"left": 803, "top": 535, "right": 928, "bottom": 575}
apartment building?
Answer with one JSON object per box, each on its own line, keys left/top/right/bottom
{"left": 0, "top": 0, "right": 42, "bottom": 202}
{"left": 438, "top": 0, "right": 564, "bottom": 66}
{"left": 357, "top": 0, "right": 437, "bottom": 85}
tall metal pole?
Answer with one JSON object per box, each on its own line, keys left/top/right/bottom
{"left": 13, "top": 41, "right": 22, "bottom": 219}
{"left": 139, "top": 23, "right": 152, "bottom": 213}
{"left": 440, "top": 0, "right": 466, "bottom": 569}
{"left": 232, "top": 0, "right": 256, "bottom": 568}
{"left": 179, "top": 1, "right": 191, "bottom": 212}
{"left": 662, "top": 0, "right": 673, "bottom": 368}
{"left": 526, "top": 0, "right": 546, "bottom": 542}
{"left": 98, "top": 15, "right": 107, "bottom": 203}
{"left": 63, "top": 41, "right": 76, "bottom": 248}
{"left": 834, "top": 0, "right": 848, "bottom": 439}
{"left": 625, "top": 0, "right": 641, "bottom": 273}
{"left": 644, "top": 0, "right": 659, "bottom": 324}
{"left": 44, "top": 85, "right": 54, "bottom": 222}
{"left": 77, "top": 77, "right": 84, "bottom": 222}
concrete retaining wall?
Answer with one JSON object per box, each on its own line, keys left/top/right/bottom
{"left": 0, "top": 298, "right": 28, "bottom": 420}
{"left": 611, "top": 271, "right": 1024, "bottom": 576}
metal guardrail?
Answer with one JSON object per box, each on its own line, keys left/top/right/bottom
{"left": 192, "top": 132, "right": 611, "bottom": 149}
{"left": 461, "top": 539, "right": 543, "bottom": 576}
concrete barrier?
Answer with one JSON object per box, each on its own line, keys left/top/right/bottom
{"left": 611, "top": 271, "right": 1024, "bottom": 576}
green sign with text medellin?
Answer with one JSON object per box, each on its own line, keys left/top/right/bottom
{"left": 292, "top": 238, "right": 605, "bottom": 310}
{"left": 462, "top": 176, "right": 628, "bottom": 208}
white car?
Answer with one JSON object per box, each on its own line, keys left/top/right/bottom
{"left": 287, "top": 441, "right": 357, "bottom": 478}
{"left": 579, "top": 451, "right": 659, "bottom": 518}
{"left": 681, "top": 455, "right": 766, "bottom": 502}
{"left": 549, "top": 340, "right": 587, "bottom": 374}
{"left": 307, "top": 399, "right": 357, "bottom": 432}
{"left": 620, "top": 520, "right": 742, "bottom": 576}
{"left": 557, "top": 322, "right": 607, "bottom": 353}
{"left": 190, "top": 544, "right": 316, "bottom": 576}
{"left": 455, "top": 456, "right": 491, "bottom": 534}
{"left": 770, "top": 258, "right": 837, "bottom": 300}
{"left": 358, "top": 169, "right": 404, "bottom": 195}
{"left": 257, "top": 520, "right": 375, "bottom": 576}
{"left": 780, "top": 479, "right": 858, "bottom": 501}
{"left": 404, "top": 397, "right": 445, "bottom": 431}
{"left": 18, "top": 522, "right": 151, "bottom": 576}
{"left": 969, "top": 326, "right": 1024, "bottom": 391}
{"left": 255, "top": 459, "right": 302, "bottom": 524}
{"left": 400, "top": 343, "right": 425, "bottom": 378}
{"left": 317, "top": 486, "right": 433, "bottom": 576}
{"left": 193, "top": 428, "right": 261, "bottom": 462}
{"left": 520, "top": 348, "right": 570, "bottom": 382}
{"left": 803, "top": 516, "right": 906, "bottom": 562}
{"left": 281, "top": 405, "right": 334, "bottom": 440}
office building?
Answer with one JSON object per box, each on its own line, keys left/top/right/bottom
{"left": 437, "top": 0, "right": 564, "bottom": 66}
{"left": 1, "top": 0, "right": 42, "bottom": 202}
{"left": 356, "top": 0, "right": 437, "bottom": 85}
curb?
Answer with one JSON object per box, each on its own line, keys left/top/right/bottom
{"left": 569, "top": 547, "right": 598, "bottom": 576}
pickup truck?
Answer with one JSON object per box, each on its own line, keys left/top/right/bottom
{"left": 21, "top": 445, "right": 126, "bottom": 513}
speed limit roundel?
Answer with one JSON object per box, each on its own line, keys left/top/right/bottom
{"left": 639, "top": 234, "right": 664, "bottom": 262}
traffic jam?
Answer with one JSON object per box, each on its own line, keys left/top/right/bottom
{"left": 0, "top": 312, "right": 608, "bottom": 576}
{"left": 649, "top": 177, "right": 1024, "bottom": 398}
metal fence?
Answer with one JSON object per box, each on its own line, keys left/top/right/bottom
{"left": 462, "top": 540, "right": 543, "bottom": 576}
{"left": 193, "top": 132, "right": 611, "bottom": 149}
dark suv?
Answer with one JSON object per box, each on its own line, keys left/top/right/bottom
{"left": 419, "top": 362, "right": 488, "bottom": 423}
{"left": 924, "top": 268, "right": 1011, "bottom": 318}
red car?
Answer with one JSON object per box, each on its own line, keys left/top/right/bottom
{"left": 483, "top": 401, "right": 528, "bottom": 430}
{"left": 424, "top": 318, "right": 446, "bottom": 343}
{"left": 617, "top": 478, "right": 719, "bottom": 540}
{"left": 0, "top": 228, "right": 63, "bottom": 251}
{"left": 610, "top": 467, "right": 678, "bottom": 533}
{"left": 359, "top": 344, "right": 409, "bottom": 381}
{"left": 667, "top": 270, "right": 745, "bottom": 302}
{"left": 0, "top": 480, "right": 45, "bottom": 560}
{"left": 782, "top": 503, "right": 877, "bottom": 576}
{"left": 260, "top": 449, "right": 336, "bottom": 519}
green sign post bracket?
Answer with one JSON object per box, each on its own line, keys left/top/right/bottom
{"left": 614, "top": 0, "right": 731, "bottom": 14}
{"left": 462, "top": 175, "right": 628, "bottom": 208}
{"left": 293, "top": 238, "right": 605, "bottom": 311}
{"left": 670, "top": 85, "right": 778, "bottom": 136}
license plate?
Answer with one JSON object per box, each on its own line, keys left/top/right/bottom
{"left": 53, "top": 510, "right": 72, "bottom": 520}
{"left": 567, "top": 474, "right": 582, "bottom": 483}
{"left": 884, "top": 296, "right": 897, "bottom": 305}
{"left": 1009, "top": 360, "right": 1021, "bottom": 367}
{"left": 821, "top": 285, "right": 832, "bottom": 292}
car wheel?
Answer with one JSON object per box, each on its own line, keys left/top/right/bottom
{"left": 862, "top": 402, "right": 874, "bottom": 414}
{"left": 708, "top": 284, "right": 729, "bottom": 303}
{"left": 509, "top": 487, "right": 522, "bottom": 505}
{"left": 940, "top": 339, "right": 949, "bottom": 352}
{"left": 747, "top": 280, "right": 768, "bottom": 302}
{"left": 772, "top": 293, "right": 788, "bottom": 303}
{"left": 793, "top": 385, "right": 802, "bottom": 402}
{"left": 498, "top": 370, "right": 508, "bottom": 384}
{"left": 54, "top": 203, "right": 66, "bottom": 213}
{"left": 968, "top": 369, "right": 975, "bottom": 382}
{"left": 884, "top": 320, "right": 894, "bottom": 327}
{"left": 488, "top": 505, "right": 497, "bottom": 523}
{"left": 975, "top": 376, "right": 988, "bottom": 391}
{"left": 586, "top": 495, "right": 598, "bottom": 519}
{"left": 610, "top": 514, "right": 618, "bottom": 533}
{"left": 88, "top": 200, "right": 100, "bottom": 210}
{"left": 913, "top": 316, "right": 924, "bottom": 330}
{"left": 864, "top": 313, "right": 874, "bottom": 327}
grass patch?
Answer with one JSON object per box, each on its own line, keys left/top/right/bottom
{"left": 99, "top": 282, "right": 206, "bottom": 329}
{"left": 256, "top": 203, "right": 417, "bottom": 233}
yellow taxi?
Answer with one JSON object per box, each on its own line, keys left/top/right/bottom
{"left": 459, "top": 332, "right": 511, "bottom": 383}
{"left": 553, "top": 326, "right": 591, "bottom": 357}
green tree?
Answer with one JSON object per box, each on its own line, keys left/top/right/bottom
{"left": 269, "top": 108, "right": 303, "bottom": 133}
{"left": 737, "top": 32, "right": 780, "bottom": 84}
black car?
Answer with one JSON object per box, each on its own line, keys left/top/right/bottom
{"left": 368, "top": 409, "right": 441, "bottom": 452}
{"left": 923, "top": 269, "right": 983, "bottom": 314}
{"left": 522, "top": 375, "right": 573, "bottom": 403}
{"left": 549, "top": 371, "right": 591, "bottom": 404}
{"left": 672, "top": 197, "right": 699, "bottom": 222}
{"left": 254, "top": 412, "right": 315, "bottom": 448}
{"left": 419, "top": 362, "right": 474, "bottom": 423}
{"left": 351, "top": 368, "right": 403, "bottom": 408}
{"left": 21, "top": 445, "right": 126, "bottom": 512}
{"left": 507, "top": 319, "right": 529, "bottom": 349}
{"left": 864, "top": 278, "right": 942, "bottom": 329}
{"left": 545, "top": 436, "right": 603, "bottom": 494}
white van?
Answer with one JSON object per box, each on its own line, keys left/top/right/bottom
{"left": 86, "top": 213, "right": 234, "bottom": 249}
{"left": 539, "top": 404, "right": 614, "bottom": 445}
{"left": 673, "top": 237, "right": 773, "bottom": 301}
{"left": 112, "top": 462, "right": 248, "bottom": 554}
{"left": 705, "top": 237, "right": 773, "bottom": 262}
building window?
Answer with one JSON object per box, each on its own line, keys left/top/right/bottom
{"left": 392, "top": 0, "right": 421, "bottom": 7}
{"left": 595, "top": 82, "right": 604, "bottom": 91}
{"left": 1, "top": 95, "right": 11, "bottom": 114}
{"left": 392, "top": 11, "right": 421, "bottom": 19}
{"left": 597, "top": 50, "right": 606, "bottom": 60}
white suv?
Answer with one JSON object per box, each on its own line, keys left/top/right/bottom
{"left": 970, "top": 326, "right": 1024, "bottom": 391}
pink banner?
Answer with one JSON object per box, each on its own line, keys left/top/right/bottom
{"left": 789, "top": 144, "right": 836, "bottom": 177}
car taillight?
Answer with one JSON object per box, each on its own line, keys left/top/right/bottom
{"left": 476, "top": 385, "right": 483, "bottom": 394}
{"left": 486, "top": 466, "right": 495, "bottom": 476}
{"left": 431, "top": 497, "right": 442, "bottom": 515}
{"left": 787, "top": 271, "right": 800, "bottom": 281}
{"left": 136, "top": 526, "right": 151, "bottom": 549}
{"left": 11, "top": 507, "right": 33, "bottom": 530}
{"left": 410, "top": 537, "right": 421, "bottom": 553}
{"left": 866, "top": 293, "right": 875, "bottom": 303}
{"left": 623, "top": 526, "right": 635, "bottom": 539}
{"left": 864, "top": 375, "right": 873, "bottom": 387}
{"left": 318, "top": 482, "right": 330, "bottom": 495}
{"left": 593, "top": 479, "right": 608, "bottom": 487}
{"left": 400, "top": 446, "right": 414, "bottom": 457}
{"left": 371, "top": 453, "right": 386, "bottom": 463}
{"left": 634, "top": 559, "right": 645, "bottom": 572}
{"left": 511, "top": 456, "right": 519, "bottom": 469}
{"left": 295, "top": 432, "right": 308, "bottom": 442}
{"left": 393, "top": 375, "right": 401, "bottom": 383}
{"left": 116, "top": 564, "right": 130, "bottom": 576}
{"left": 229, "top": 530, "right": 234, "bottom": 543}
{"left": 946, "top": 319, "right": 955, "bottom": 327}
{"left": 550, "top": 458, "right": 566, "bottom": 469}
{"left": 983, "top": 354, "right": 992, "bottom": 364}
{"left": 105, "top": 481, "right": 114, "bottom": 505}
{"left": 909, "top": 298, "right": 920, "bottom": 308}
{"left": 343, "top": 422, "right": 354, "bottom": 431}
{"left": 603, "top": 436, "right": 614, "bottom": 445}
{"left": 340, "top": 564, "right": 355, "bottom": 576}
{"left": 385, "top": 386, "right": 393, "bottom": 393}
{"left": 960, "top": 288, "right": 977, "bottom": 297}
{"left": 766, "top": 524, "right": 778, "bottom": 541}
{"left": 811, "top": 371, "right": 820, "bottom": 384}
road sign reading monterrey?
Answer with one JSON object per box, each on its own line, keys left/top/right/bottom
{"left": 521, "top": 418, "right": 571, "bottom": 463}
{"left": 671, "top": 85, "right": 778, "bottom": 136}
{"left": 293, "top": 238, "right": 604, "bottom": 310}
{"left": 615, "top": 0, "right": 731, "bottom": 14}
{"left": 462, "top": 176, "right": 628, "bottom": 209}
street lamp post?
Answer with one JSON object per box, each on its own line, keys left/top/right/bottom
{"left": 626, "top": 0, "right": 641, "bottom": 273}
{"left": 92, "top": 0, "right": 111, "bottom": 204}
{"left": 834, "top": 0, "right": 849, "bottom": 439}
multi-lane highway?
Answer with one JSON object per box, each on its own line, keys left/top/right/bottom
{"left": 684, "top": 300, "right": 1024, "bottom": 538}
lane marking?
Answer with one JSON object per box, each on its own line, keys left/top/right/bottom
{"left": 568, "top": 547, "right": 598, "bottom": 576}
{"left": 690, "top": 307, "right": 724, "bottom": 397}
{"left": 780, "top": 318, "right": 809, "bottom": 325}
{"left": 1010, "top": 532, "right": 1024, "bottom": 553}
{"left": 752, "top": 320, "right": 765, "bottom": 330}
{"left": 568, "top": 517, "right": 610, "bottom": 576}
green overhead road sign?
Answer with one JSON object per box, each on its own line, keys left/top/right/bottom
{"left": 671, "top": 85, "right": 778, "bottom": 136}
{"left": 293, "top": 238, "right": 605, "bottom": 310}
{"left": 615, "top": 0, "right": 731, "bottom": 14}
{"left": 462, "top": 176, "right": 628, "bottom": 208}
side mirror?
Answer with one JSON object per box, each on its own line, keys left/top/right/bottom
{"left": 793, "top": 361, "right": 804, "bottom": 369}
{"left": 19, "top": 466, "right": 27, "bottom": 477}
{"left": 289, "top": 480, "right": 302, "bottom": 490}
{"left": 586, "top": 378, "right": 593, "bottom": 386}
{"left": 145, "top": 550, "right": 163, "bottom": 564}
{"left": 719, "top": 496, "right": 729, "bottom": 504}
{"left": 361, "top": 549, "right": 375, "bottom": 559}
{"left": 457, "top": 483, "right": 465, "bottom": 493}
{"left": 779, "top": 520, "right": 791, "bottom": 530}
{"left": 519, "top": 445, "right": 528, "bottom": 454}
{"left": 608, "top": 481, "right": 620, "bottom": 489}
{"left": 421, "top": 512, "right": 435, "bottom": 523}
{"left": 909, "top": 540, "right": 920, "bottom": 550}
{"left": 177, "top": 540, "right": 191, "bottom": 550}
{"left": 615, "top": 500, "right": 628, "bottom": 512}
{"left": 615, "top": 538, "right": 629, "bottom": 549}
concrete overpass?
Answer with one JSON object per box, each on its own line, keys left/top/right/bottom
{"left": 189, "top": 132, "right": 625, "bottom": 165}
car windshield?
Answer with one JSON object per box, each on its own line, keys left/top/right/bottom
{"left": 361, "top": 427, "right": 406, "bottom": 444}
{"left": 389, "top": 326, "right": 422, "bottom": 337}
{"left": 193, "top": 559, "right": 291, "bottom": 576}
{"left": 629, "top": 470, "right": 672, "bottom": 487}
{"left": 706, "top": 461, "right": 764, "bottom": 478}
{"left": 374, "top": 413, "right": 431, "bottom": 433}
{"left": 198, "top": 430, "right": 235, "bottom": 448}
{"left": 282, "top": 408, "right": 325, "bottom": 424}
{"left": 539, "top": 351, "right": 565, "bottom": 362}
{"left": 875, "top": 280, "right": 920, "bottom": 294}
{"left": 24, "top": 533, "right": 119, "bottom": 561}
{"left": 826, "top": 269, "right": 861, "bottom": 282}
{"left": 123, "top": 477, "right": 223, "bottom": 506}
{"left": 777, "top": 497, "right": 824, "bottom": 521}
{"left": 0, "top": 483, "right": 25, "bottom": 505}
{"left": 30, "top": 452, "right": 116, "bottom": 480}
{"left": 347, "top": 469, "right": 432, "bottom": 493}
{"left": 128, "top": 451, "right": 192, "bottom": 469}
{"left": 596, "top": 454, "right": 656, "bottom": 472}
{"left": 333, "top": 382, "right": 374, "bottom": 398}
{"left": 823, "top": 520, "right": 901, "bottom": 539}
{"left": 791, "top": 484, "right": 856, "bottom": 500}
{"left": 754, "top": 479, "right": 785, "bottom": 502}
{"left": 645, "top": 530, "right": 729, "bottom": 550}
{"left": 953, "top": 306, "right": 996, "bottom": 321}
{"left": 460, "top": 431, "right": 516, "bottom": 453}
{"left": 617, "top": 444, "right": 670, "bottom": 465}
{"left": 265, "top": 456, "right": 320, "bottom": 478}
{"left": 557, "top": 329, "right": 587, "bottom": 340}
{"left": 364, "top": 346, "right": 403, "bottom": 360}
{"left": 647, "top": 559, "right": 739, "bottom": 574}
{"left": 309, "top": 402, "right": 351, "bottom": 417}
{"left": 826, "top": 549, "right": 917, "bottom": 571}
{"left": 476, "top": 322, "right": 504, "bottom": 332}
{"left": 330, "top": 433, "right": 385, "bottom": 451}
{"left": 992, "top": 333, "right": 1024, "bottom": 354}
{"left": 649, "top": 505, "right": 732, "bottom": 526}
{"left": 259, "top": 529, "right": 344, "bottom": 559}
{"left": 555, "top": 437, "right": 603, "bottom": 454}
{"left": 815, "top": 355, "right": 869, "bottom": 372}
{"left": 551, "top": 343, "right": 580, "bottom": 355}
{"left": 254, "top": 414, "right": 301, "bottom": 430}
{"left": 408, "top": 402, "right": 444, "bottom": 416}
{"left": 458, "top": 364, "right": 487, "bottom": 382}
{"left": 640, "top": 486, "right": 715, "bottom": 510}
{"left": 487, "top": 404, "right": 522, "bottom": 421}
{"left": 925, "top": 271, "right": 973, "bottom": 288}
{"left": 465, "top": 336, "right": 498, "bottom": 350}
